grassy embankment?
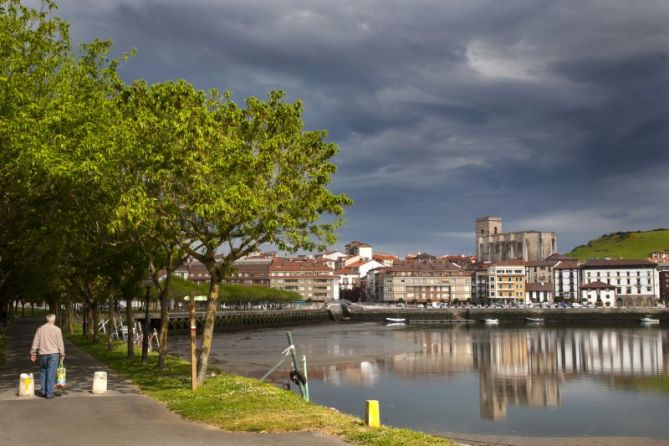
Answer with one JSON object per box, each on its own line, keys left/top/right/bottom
{"left": 69, "top": 331, "right": 453, "bottom": 446}
{"left": 568, "top": 228, "right": 669, "bottom": 260}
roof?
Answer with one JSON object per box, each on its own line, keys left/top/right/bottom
{"left": 373, "top": 253, "right": 398, "bottom": 260}
{"left": 554, "top": 260, "right": 580, "bottom": 270}
{"left": 580, "top": 281, "right": 616, "bottom": 290}
{"left": 582, "top": 259, "right": 657, "bottom": 268}
{"left": 388, "top": 261, "right": 466, "bottom": 273}
{"left": 525, "top": 260, "right": 559, "bottom": 267}
{"left": 269, "top": 258, "right": 333, "bottom": 272}
{"left": 489, "top": 260, "right": 527, "bottom": 267}
{"left": 526, "top": 282, "right": 554, "bottom": 292}
{"left": 545, "top": 253, "right": 576, "bottom": 261}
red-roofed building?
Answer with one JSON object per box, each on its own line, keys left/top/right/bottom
{"left": 225, "top": 256, "right": 339, "bottom": 302}
{"left": 580, "top": 281, "right": 617, "bottom": 307}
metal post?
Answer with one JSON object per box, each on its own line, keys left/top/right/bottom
{"left": 302, "top": 354, "right": 310, "bottom": 402}
{"left": 286, "top": 331, "right": 304, "bottom": 398}
{"left": 190, "top": 291, "right": 198, "bottom": 391}
{"left": 141, "top": 285, "right": 150, "bottom": 363}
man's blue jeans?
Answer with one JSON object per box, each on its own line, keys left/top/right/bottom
{"left": 39, "top": 353, "right": 60, "bottom": 397}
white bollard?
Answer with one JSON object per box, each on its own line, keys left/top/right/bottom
{"left": 18, "top": 373, "right": 35, "bottom": 397}
{"left": 92, "top": 371, "right": 107, "bottom": 394}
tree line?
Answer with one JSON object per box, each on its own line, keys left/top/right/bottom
{"left": 0, "top": 0, "right": 351, "bottom": 383}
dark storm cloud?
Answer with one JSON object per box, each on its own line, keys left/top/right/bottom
{"left": 54, "top": 0, "right": 669, "bottom": 255}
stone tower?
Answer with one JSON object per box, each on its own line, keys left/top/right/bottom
{"left": 476, "top": 216, "right": 502, "bottom": 238}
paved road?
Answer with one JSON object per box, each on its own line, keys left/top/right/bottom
{"left": 0, "top": 317, "right": 349, "bottom": 446}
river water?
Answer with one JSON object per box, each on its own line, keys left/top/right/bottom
{"left": 171, "top": 323, "right": 669, "bottom": 440}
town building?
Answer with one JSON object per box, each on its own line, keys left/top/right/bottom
{"left": 224, "top": 256, "right": 339, "bottom": 302}
{"left": 345, "top": 241, "right": 373, "bottom": 260}
{"left": 486, "top": 262, "right": 526, "bottom": 303}
{"left": 525, "top": 259, "right": 559, "bottom": 284}
{"left": 476, "top": 216, "right": 557, "bottom": 263}
{"left": 372, "top": 253, "right": 398, "bottom": 267}
{"left": 526, "top": 282, "right": 553, "bottom": 303}
{"left": 649, "top": 250, "right": 669, "bottom": 263}
{"left": 580, "top": 281, "right": 617, "bottom": 307}
{"left": 472, "top": 266, "right": 490, "bottom": 303}
{"left": 579, "top": 259, "right": 659, "bottom": 306}
{"left": 553, "top": 259, "right": 580, "bottom": 301}
{"left": 659, "top": 266, "right": 669, "bottom": 304}
{"left": 377, "top": 261, "right": 471, "bottom": 303}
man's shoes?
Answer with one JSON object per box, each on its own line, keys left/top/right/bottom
{"left": 44, "top": 394, "right": 54, "bottom": 399}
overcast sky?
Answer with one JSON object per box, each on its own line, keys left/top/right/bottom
{"left": 52, "top": 0, "right": 669, "bottom": 256}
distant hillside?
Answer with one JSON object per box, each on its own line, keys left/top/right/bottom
{"left": 568, "top": 229, "right": 669, "bottom": 260}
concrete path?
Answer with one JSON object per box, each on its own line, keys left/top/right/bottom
{"left": 0, "top": 317, "right": 349, "bottom": 446}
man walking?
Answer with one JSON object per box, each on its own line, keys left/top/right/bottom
{"left": 30, "top": 314, "right": 65, "bottom": 398}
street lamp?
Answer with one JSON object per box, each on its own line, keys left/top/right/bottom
{"left": 141, "top": 278, "right": 152, "bottom": 363}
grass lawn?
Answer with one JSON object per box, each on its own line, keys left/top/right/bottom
{"left": 568, "top": 229, "right": 669, "bottom": 259}
{"left": 69, "top": 332, "right": 453, "bottom": 446}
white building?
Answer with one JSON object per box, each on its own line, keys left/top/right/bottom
{"left": 580, "top": 281, "right": 617, "bottom": 307}
{"left": 553, "top": 260, "right": 580, "bottom": 301}
{"left": 345, "top": 241, "right": 373, "bottom": 261}
{"left": 580, "top": 259, "right": 659, "bottom": 306}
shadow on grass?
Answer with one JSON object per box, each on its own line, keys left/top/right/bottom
{"left": 69, "top": 333, "right": 454, "bottom": 446}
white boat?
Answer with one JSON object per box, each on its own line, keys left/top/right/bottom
{"left": 385, "top": 317, "right": 406, "bottom": 324}
{"left": 640, "top": 316, "right": 660, "bottom": 324}
{"left": 484, "top": 318, "right": 499, "bottom": 325}
{"left": 525, "top": 317, "right": 544, "bottom": 324}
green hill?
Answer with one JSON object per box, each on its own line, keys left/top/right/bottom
{"left": 568, "top": 228, "right": 669, "bottom": 260}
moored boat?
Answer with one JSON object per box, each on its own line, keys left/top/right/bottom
{"left": 385, "top": 317, "right": 406, "bottom": 324}
{"left": 525, "top": 317, "right": 544, "bottom": 324}
{"left": 484, "top": 318, "right": 499, "bottom": 325}
{"left": 640, "top": 316, "right": 660, "bottom": 324}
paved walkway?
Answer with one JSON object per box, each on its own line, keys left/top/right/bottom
{"left": 0, "top": 317, "right": 349, "bottom": 446}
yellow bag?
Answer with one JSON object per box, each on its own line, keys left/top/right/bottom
{"left": 56, "top": 359, "right": 66, "bottom": 388}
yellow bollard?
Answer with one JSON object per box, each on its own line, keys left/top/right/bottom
{"left": 365, "top": 400, "right": 381, "bottom": 427}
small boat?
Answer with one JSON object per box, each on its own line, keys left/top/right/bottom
{"left": 385, "top": 317, "right": 406, "bottom": 324}
{"left": 640, "top": 316, "right": 660, "bottom": 324}
{"left": 484, "top": 318, "right": 499, "bottom": 325}
{"left": 525, "top": 317, "right": 544, "bottom": 324}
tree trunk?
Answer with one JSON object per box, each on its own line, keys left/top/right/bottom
{"left": 157, "top": 275, "right": 172, "bottom": 370}
{"left": 125, "top": 294, "right": 134, "bottom": 358}
{"left": 107, "top": 296, "right": 114, "bottom": 351}
{"left": 85, "top": 304, "right": 95, "bottom": 339}
{"left": 64, "top": 302, "right": 74, "bottom": 335}
{"left": 196, "top": 275, "right": 219, "bottom": 384}
{"left": 91, "top": 303, "right": 100, "bottom": 344}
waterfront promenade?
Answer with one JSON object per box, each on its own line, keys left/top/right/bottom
{"left": 0, "top": 318, "right": 349, "bottom": 446}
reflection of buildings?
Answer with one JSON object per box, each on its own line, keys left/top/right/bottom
{"left": 311, "top": 327, "right": 669, "bottom": 422}
{"left": 476, "top": 331, "right": 560, "bottom": 419}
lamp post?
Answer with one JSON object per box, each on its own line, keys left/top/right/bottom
{"left": 141, "top": 279, "right": 152, "bottom": 363}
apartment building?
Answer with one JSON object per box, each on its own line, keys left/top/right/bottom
{"left": 487, "top": 262, "right": 526, "bottom": 302}
{"left": 269, "top": 258, "right": 340, "bottom": 302}
{"left": 378, "top": 261, "right": 472, "bottom": 303}
{"left": 580, "top": 259, "right": 659, "bottom": 306}
{"left": 553, "top": 260, "right": 580, "bottom": 301}
{"left": 225, "top": 256, "right": 339, "bottom": 302}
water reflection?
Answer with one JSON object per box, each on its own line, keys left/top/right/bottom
{"left": 309, "top": 327, "right": 668, "bottom": 421}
